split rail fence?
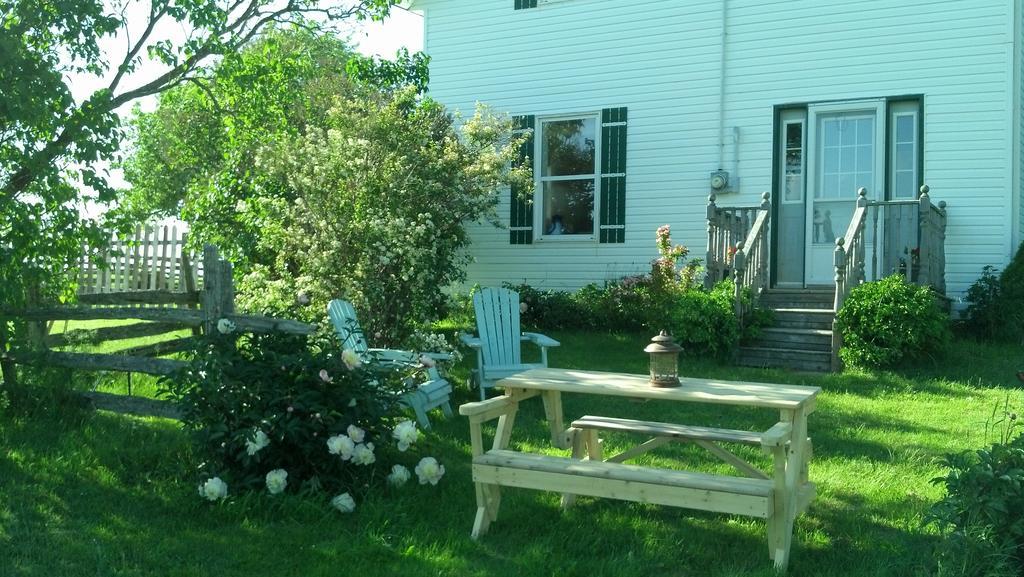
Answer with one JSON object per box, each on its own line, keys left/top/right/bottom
{"left": 1, "top": 238, "right": 315, "bottom": 387}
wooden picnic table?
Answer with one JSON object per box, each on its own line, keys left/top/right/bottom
{"left": 459, "top": 368, "right": 820, "bottom": 572}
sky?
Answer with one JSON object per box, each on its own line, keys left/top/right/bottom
{"left": 71, "top": 2, "right": 424, "bottom": 215}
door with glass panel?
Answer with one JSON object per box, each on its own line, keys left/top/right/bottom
{"left": 776, "top": 109, "right": 807, "bottom": 287}
{"left": 804, "top": 101, "right": 885, "bottom": 285}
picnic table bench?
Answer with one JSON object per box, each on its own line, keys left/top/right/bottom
{"left": 459, "top": 368, "right": 820, "bottom": 572}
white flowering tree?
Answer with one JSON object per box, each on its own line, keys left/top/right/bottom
{"left": 122, "top": 28, "right": 530, "bottom": 346}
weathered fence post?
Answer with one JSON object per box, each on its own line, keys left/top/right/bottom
{"left": 0, "top": 319, "right": 17, "bottom": 386}
{"left": 200, "top": 244, "right": 234, "bottom": 334}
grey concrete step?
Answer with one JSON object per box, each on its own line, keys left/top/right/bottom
{"left": 745, "top": 328, "right": 832, "bottom": 352}
{"left": 736, "top": 346, "right": 832, "bottom": 372}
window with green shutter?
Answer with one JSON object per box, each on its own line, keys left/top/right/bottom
{"left": 514, "top": 0, "right": 537, "bottom": 9}
{"left": 513, "top": 107, "right": 627, "bottom": 245}
{"left": 600, "top": 107, "right": 627, "bottom": 243}
{"left": 510, "top": 115, "right": 535, "bottom": 244}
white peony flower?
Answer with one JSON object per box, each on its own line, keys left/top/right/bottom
{"left": 415, "top": 457, "right": 445, "bottom": 486}
{"left": 216, "top": 318, "right": 236, "bottom": 334}
{"left": 265, "top": 469, "right": 288, "bottom": 495}
{"left": 331, "top": 492, "right": 356, "bottom": 513}
{"left": 419, "top": 355, "right": 436, "bottom": 368}
{"left": 296, "top": 291, "right": 311, "bottom": 306}
{"left": 392, "top": 420, "right": 418, "bottom": 452}
{"left": 198, "top": 477, "right": 228, "bottom": 501}
{"left": 387, "top": 464, "right": 411, "bottom": 487}
{"left": 351, "top": 442, "right": 375, "bottom": 466}
{"left": 346, "top": 424, "right": 366, "bottom": 444}
{"left": 326, "top": 434, "right": 355, "bottom": 460}
{"left": 342, "top": 348, "right": 362, "bottom": 370}
{"left": 245, "top": 430, "right": 270, "bottom": 456}
{"left": 319, "top": 369, "right": 333, "bottom": 383}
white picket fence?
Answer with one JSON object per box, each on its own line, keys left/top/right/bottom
{"left": 77, "top": 225, "right": 201, "bottom": 295}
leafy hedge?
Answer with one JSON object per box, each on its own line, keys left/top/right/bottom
{"left": 507, "top": 279, "right": 754, "bottom": 359}
{"left": 836, "top": 274, "right": 950, "bottom": 368}
{"left": 961, "top": 241, "right": 1024, "bottom": 343}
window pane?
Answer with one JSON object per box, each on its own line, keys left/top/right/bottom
{"left": 786, "top": 123, "right": 802, "bottom": 149}
{"left": 857, "top": 145, "right": 872, "bottom": 172}
{"left": 823, "top": 147, "right": 839, "bottom": 174}
{"left": 541, "top": 118, "right": 596, "bottom": 177}
{"left": 895, "top": 172, "right": 914, "bottom": 198}
{"left": 895, "top": 114, "right": 914, "bottom": 143}
{"left": 543, "top": 179, "right": 595, "bottom": 235}
{"left": 839, "top": 174, "right": 855, "bottom": 197}
{"left": 840, "top": 119, "right": 856, "bottom": 146}
{"left": 785, "top": 175, "right": 803, "bottom": 201}
{"left": 841, "top": 146, "right": 856, "bottom": 173}
{"left": 857, "top": 118, "right": 873, "bottom": 143}
{"left": 855, "top": 172, "right": 873, "bottom": 193}
{"left": 823, "top": 120, "right": 840, "bottom": 147}
{"left": 896, "top": 142, "right": 914, "bottom": 171}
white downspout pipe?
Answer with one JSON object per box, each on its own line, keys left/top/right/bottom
{"left": 718, "top": 0, "right": 728, "bottom": 171}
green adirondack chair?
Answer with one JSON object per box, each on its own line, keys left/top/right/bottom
{"left": 327, "top": 299, "right": 453, "bottom": 429}
{"left": 460, "top": 287, "right": 560, "bottom": 400}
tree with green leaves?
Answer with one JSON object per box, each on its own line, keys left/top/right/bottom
{"left": 0, "top": 0, "right": 397, "bottom": 384}
{"left": 123, "top": 28, "right": 528, "bottom": 345}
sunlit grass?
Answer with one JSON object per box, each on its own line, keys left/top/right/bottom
{"left": 2, "top": 330, "right": 1022, "bottom": 576}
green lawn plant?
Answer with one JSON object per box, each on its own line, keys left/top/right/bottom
{"left": 928, "top": 402, "right": 1024, "bottom": 577}
{"left": 4, "top": 329, "right": 1024, "bottom": 576}
{"left": 836, "top": 274, "right": 951, "bottom": 369}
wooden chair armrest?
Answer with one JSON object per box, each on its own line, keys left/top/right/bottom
{"left": 459, "top": 395, "right": 516, "bottom": 422}
{"left": 522, "top": 332, "right": 560, "bottom": 348}
{"left": 459, "top": 333, "right": 483, "bottom": 349}
{"left": 760, "top": 422, "right": 793, "bottom": 451}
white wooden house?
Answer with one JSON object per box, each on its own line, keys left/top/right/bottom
{"left": 409, "top": 0, "right": 1023, "bottom": 368}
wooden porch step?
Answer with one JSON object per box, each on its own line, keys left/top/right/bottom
{"left": 737, "top": 346, "right": 832, "bottom": 373}
{"left": 769, "top": 309, "right": 835, "bottom": 331}
{"left": 745, "top": 328, "right": 832, "bottom": 352}
{"left": 759, "top": 290, "right": 835, "bottom": 310}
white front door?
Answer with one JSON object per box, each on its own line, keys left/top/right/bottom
{"left": 804, "top": 101, "right": 885, "bottom": 285}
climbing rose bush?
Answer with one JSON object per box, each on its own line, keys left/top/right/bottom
{"left": 162, "top": 331, "right": 448, "bottom": 508}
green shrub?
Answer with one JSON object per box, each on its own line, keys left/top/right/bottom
{"left": 929, "top": 425, "right": 1024, "bottom": 576}
{"left": 960, "top": 265, "right": 1003, "bottom": 340}
{"left": 836, "top": 274, "right": 951, "bottom": 368}
{"left": 661, "top": 280, "right": 740, "bottom": 358}
{"left": 161, "top": 330, "right": 443, "bottom": 503}
{"left": 960, "top": 242, "right": 1024, "bottom": 343}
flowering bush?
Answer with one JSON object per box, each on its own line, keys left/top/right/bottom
{"left": 162, "top": 331, "right": 448, "bottom": 508}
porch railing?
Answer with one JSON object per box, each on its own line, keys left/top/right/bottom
{"left": 831, "top": 185, "right": 947, "bottom": 369}
{"left": 705, "top": 192, "right": 772, "bottom": 323}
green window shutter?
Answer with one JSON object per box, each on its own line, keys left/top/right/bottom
{"left": 515, "top": 0, "right": 538, "bottom": 9}
{"left": 600, "top": 107, "right": 627, "bottom": 243}
{"left": 510, "top": 115, "right": 535, "bottom": 245}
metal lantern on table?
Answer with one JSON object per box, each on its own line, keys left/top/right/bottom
{"left": 644, "top": 330, "right": 682, "bottom": 388}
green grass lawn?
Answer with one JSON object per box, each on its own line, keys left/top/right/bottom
{"left": 1, "top": 330, "right": 1022, "bottom": 577}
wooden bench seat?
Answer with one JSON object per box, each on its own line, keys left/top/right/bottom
{"left": 572, "top": 415, "right": 766, "bottom": 445}
{"left": 473, "top": 449, "right": 774, "bottom": 518}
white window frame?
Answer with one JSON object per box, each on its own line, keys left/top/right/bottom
{"left": 534, "top": 112, "right": 601, "bottom": 242}
{"left": 889, "top": 101, "right": 919, "bottom": 199}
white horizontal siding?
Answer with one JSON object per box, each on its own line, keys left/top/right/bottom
{"left": 418, "top": 0, "right": 1016, "bottom": 297}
